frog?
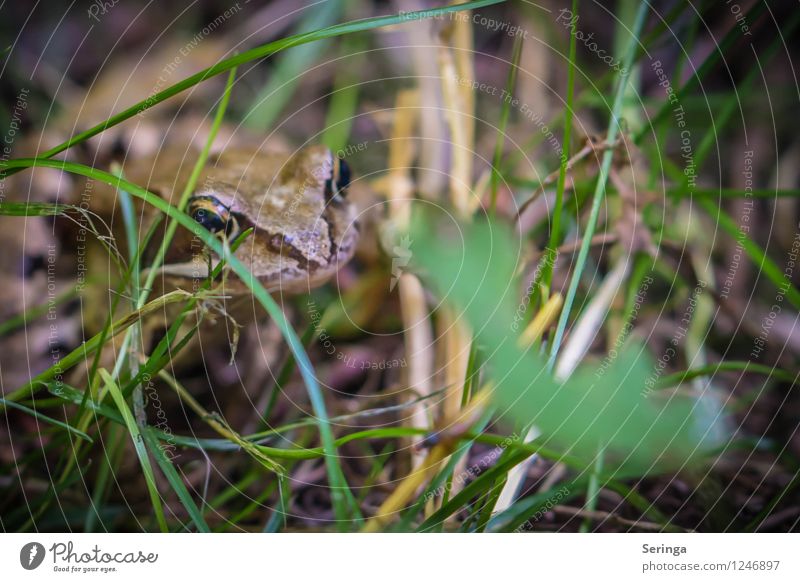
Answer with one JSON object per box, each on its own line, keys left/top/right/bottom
{"left": 122, "top": 144, "right": 359, "bottom": 297}
{"left": 82, "top": 143, "right": 359, "bottom": 302}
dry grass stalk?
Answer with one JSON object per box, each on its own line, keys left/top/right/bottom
{"left": 519, "top": 292, "right": 564, "bottom": 348}
{"left": 377, "top": 89, "right": 438, "bottom": 471}
{"left": 375, "top": 88, "right": 419, "bottom": 230}
{"left": 363, "top": 389, "right": 490, "bottom": 531}
{"left": 399, "top": 273, "right": 435, "bottom": 468}
{"left": 435, "top": 305, "right": 472, "bottom": 508}
{"left": 494, "top": 293, "right": 563, "bottom": 515}
{"left": 437, "top": 4, "right": 477, "bottom": 217}
{"left": 555, "top": 258, "right": 630, "bottom": 381}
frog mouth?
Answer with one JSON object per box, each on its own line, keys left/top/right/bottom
{"left": 144, "top": 224, "right": 327, "bottom": 282}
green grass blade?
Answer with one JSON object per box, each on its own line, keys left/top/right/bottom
{"left": 488, "top": 477, "right": 584, "bottom": 531}
{"left": 84, "top": 423, "right": 126, "bottom": 532}
{"left": 100, "top": 369, "right": 168, "bottom": 532}
{"left": 697, "top": 197, "right": 800, "bottom": 310}
{"left": 246, "top": 0, "right": 343, "bottom": 130}
{"left": 2, "top": 290, "right": 198, "bottom": 405}
{"left": 0, "top": 398, "right": 93, "bottom": 442}
{"left": 121, "top": 228, "right": 253, "bottom": 398}
{"left": 0, "top": 0, "right": 504, "bottom": 178}
{"left": 659, "top": 361, "right": 797, "bottom": 388}
{"left": 416, "top": 450, "right": 531, "bottom": 531}
{"left": 489, "top": 33, "right": 523, "bottom": 217}
{"left": 0, "top": 288, "right": 77, "bottom": 337}
{"left": 142, "top": 428, "right": 211, "bottom": 533}
{"left": 136, "top": 66, "right": 237, "bottom": 313}
{"left": 0, "top": 201, "right": 70, "bottom": 216}
{"left": 322, "top": 33, "right": 367, "bottom": 153}
{"left": 534, "top": 0, "right": 578, "bottom": 300}
{"left": 635, "top": 0, "right": 768, "bottom": 142}
{"left": 668, "top": 187, "right": 800, "bottom": 199}
{"left": 546, "top": 1, "right": 649, "bottom": 370}
{"left": 693, "top": 9, "right": 800, "bottom": 170}
{"left": 46, "top": 382, "right": 124, "bottom": 423}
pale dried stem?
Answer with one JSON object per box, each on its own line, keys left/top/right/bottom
{"left": 555, "top": 258, "right": 630, "bottom": 381}
{"left": 438, "top": 4, "right": 476, "bottom": 217}
{"left": 495, "top": 294, "right": 564, "bottom": 515}
{"left": 399, "top": 273, "right": 435, "bottom": 468}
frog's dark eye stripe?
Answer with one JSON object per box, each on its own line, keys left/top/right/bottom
{"left": 324, "top": 158, "right": 351, "bottom": 201}
{"left": 187, "top": 195, "right": 238, "bottom": 238}
{"left": 335, "top": 159, "right": 351, "bottom": 193}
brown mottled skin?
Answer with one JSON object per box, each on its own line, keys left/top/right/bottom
{"left": 114, "top": 145, "right": 359, "bottom": 295}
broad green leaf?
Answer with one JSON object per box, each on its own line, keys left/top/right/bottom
{"left": 409, "top": 211, "right": 730, "bottom": 475}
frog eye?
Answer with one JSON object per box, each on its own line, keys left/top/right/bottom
{"left": 188, "top": 196, "right": 236, "bottom": 237}
{"left": 324, "top": 158, "right": 351, "bottom": 200}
